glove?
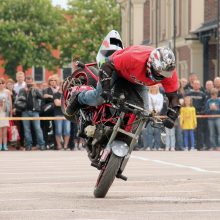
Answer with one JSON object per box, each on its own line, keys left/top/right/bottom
{"left": 101, "top": 90, "right": 112, "bottom": 103}
{"left": 163, "top": 107, "right": 179, "bottom": 129}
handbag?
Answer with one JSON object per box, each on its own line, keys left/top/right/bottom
{"left": 14, "top": 96, "right": 27, "bottom": 111}
{"left": 7, "top": 121, "right": 20, "bottom": 143}
{"left": 41, "top": 102, "right": 55, "bottom": 115}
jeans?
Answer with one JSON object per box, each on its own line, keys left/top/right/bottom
{"left": 54, "top": 117, "right": 71, "bottom": 136}
{"left": 78, "top": 72, "right": 149, "bottom": 109}
{"left": 142, "top": 123, "right": 161, "bottom": 150}
{"left": 208, "top": 118, "right": 220, "bottom": 148}
{"left": 183, "top": 129, "right": 195, "bottom": 149}
{"left": 22, "top": 111, "right": 45, "bottom": 149}
{"left": 165, "top": 127, "right": 176, "bottom": 149}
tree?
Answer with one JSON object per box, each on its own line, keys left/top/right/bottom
{"left": 0, "top": 0, "right": 65, "bottom": 78}
{"left": 60, "top": 0, "right": 121, "bottom": 63}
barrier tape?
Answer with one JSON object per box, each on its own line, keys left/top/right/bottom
{"left": 0, "top": 114, "right": 220, "bottom": 121}
{"left": 0, "top": 117, "right": 65, "bottom": 121}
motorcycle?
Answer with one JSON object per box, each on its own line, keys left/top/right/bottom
{"left": 61, "top": 30, "right": 166, "bottom": 198}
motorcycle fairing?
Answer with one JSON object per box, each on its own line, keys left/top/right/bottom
{"left": 96, "top": 30, "right": 123, "bottom": 68}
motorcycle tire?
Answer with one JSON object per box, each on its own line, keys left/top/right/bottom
{"left": 94, "top": 153, "right": 123, "bottom": 198}
{"left": 73, "top": 66, "right": 99, "bottom": 87}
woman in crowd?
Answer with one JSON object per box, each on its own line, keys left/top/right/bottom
{"left": 6, "top": 78, "right": 16, "bottom": 106}
{"left": 0, "top": 78, "right": 12, "bottom": 151}
{"left": 41, "top": 75, "right": 60, "bottom": 149}
{"left": 142, "top": 85, "right": 164, "bottom": 150}
{"left": 53, "top": 86, "right": 71, "bottom": 150}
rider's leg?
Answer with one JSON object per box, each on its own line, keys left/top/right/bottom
{"left": 78, "top": 82, "right": 104, "bottom": 106}
{"left": 78, "top": 71, "right": 119, "bottom": 106}
{"left": 132, "top": 84, "right": 149, "bottom": 110}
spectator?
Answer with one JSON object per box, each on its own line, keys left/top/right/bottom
{"left": 180, "top": 77, "right": 188, "bottom": 90}
{"left": 13, "top": 71, "right": 26, "bottom": 149}
{"left": 213, "top": 77, "right": 220, "bottom": 97}
{"left": 41, "top": 75, "right": 60, "bottom": 149}
{"left": 142, "top": 85, "right": 164, "bottom": 150}
{"left": 184, "top": 73, "right": 198, "bottom": 93}
{"left": 0, "top": 78, "right": 12, "bottom": 151}
{"left": 68, "top": 122, "right": 80, "bottom": 150}
{"left": 180, "top": 96, "right": 197, "bottom": 151}
{"left": 53, "top": 87, "right": 71, "bottom": 150}
{"left": 15, "top": 77, "right": 45, "bottom": 150}
{"left": 6, "top": 78, "right": 16, "bottom": 106}
{"left": 14, "top": 71, "right": 26, "bottom": 95}
{"left": 205, "top": 80, "right": 214, "bottom": 100}
{"left": 186, "top": 79, "right": 206, "bottom": 150}
{"left": 203, "top": 80, "right": 214, "bottom": 149}
{"left": 205, "top": 88, "right": 220, "bottom": 151}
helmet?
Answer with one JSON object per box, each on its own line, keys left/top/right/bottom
{"left": 96, "top": 30, "right": 123, "bottom": 68}
{"left": 148, "top": 47, "right": 176, "bottom": 82}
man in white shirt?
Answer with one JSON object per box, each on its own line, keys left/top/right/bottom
{"left": 14, "top": 71, "right": 26, "bottom": 95}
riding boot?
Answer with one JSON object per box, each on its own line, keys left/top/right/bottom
{"left": 65, "top": 93, "right": 82, "bottom": 116}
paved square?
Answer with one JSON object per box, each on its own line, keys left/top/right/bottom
{"left": 0, "top": 151, "right": 220, "bottom": 220}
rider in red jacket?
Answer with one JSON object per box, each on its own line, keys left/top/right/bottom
{"left": 66, "top": 45, "right": 180, "bottom": 129}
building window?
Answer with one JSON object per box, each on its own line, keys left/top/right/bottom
{"left": 178, "top": 61, "right": 188, "bottom": 78}
{"left": 33, "top": 66, "right": 45, "bottom": 82}
{"left": 62, "top": 67, "right": 73, "bottom": 80}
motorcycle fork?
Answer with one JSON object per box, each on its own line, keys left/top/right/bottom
{"left": 106, "top": 112, "right": 148, "bottom": 174}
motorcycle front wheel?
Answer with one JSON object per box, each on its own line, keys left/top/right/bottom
{"left": 94, "top": 153, "right": 123, "bottom": 198}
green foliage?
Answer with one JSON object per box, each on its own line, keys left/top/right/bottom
{"left": 60, "top": 0, "right": 121, "bottom": 63}
{"left": 0, "top": 0, "right": 121, "bottom": 78}
{"left": 0, "top": 0, "right": 64, "bottom": 78}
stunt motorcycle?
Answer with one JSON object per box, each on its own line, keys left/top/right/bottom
{"left": 61, "top": 30, "right": 166, "bottom": 198}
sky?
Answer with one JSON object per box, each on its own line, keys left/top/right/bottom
{"left": 51, "top": 0, "right": 68, "bottom": 9}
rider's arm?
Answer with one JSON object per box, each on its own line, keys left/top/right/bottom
{"left": 99, "top": 62, "right": 115, "bottom": 92}
{"left": 163, "top": 91, "right": 181, "bottom": 129}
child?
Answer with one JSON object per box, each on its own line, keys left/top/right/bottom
{"left": 180, "top": 96, "right": 197, "bottom": 151}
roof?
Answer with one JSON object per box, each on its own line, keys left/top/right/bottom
{"left": 192, "top": 20, "right": 217, "bottom": 34}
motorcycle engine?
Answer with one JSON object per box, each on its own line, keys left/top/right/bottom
{"left": 84, "top": 125, "right": 96, "bottom": 137}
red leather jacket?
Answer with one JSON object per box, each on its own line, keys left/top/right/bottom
{"left": 110, "top": 45, "right": 178, "bottom": 93}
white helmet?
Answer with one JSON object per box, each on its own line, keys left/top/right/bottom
{"left": 149, "top": 47, "right": 176, "bottom": 80}
{"left": 96, "top": 30, "right": 123, "bottom": 68}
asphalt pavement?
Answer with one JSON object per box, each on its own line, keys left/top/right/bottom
{"left": 0, "top": 150, "right": 220, "bottom": 220}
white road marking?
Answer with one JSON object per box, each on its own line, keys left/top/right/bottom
{"left": 0, "top": 198, "right": 40, "bottom": 202}
{"left": 132, "top": 155, "right": 220, "bottom": 173}
{"left": 1, "top": 208, "right": 220, "bottom": 214}
{"left": 0, "top": 190, "right": 201, "bottom": 194}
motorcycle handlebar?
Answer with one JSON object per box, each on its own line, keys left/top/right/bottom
{"left": 76, "top": 61, "right": 85, "bottom": 68}
{"left": 110, "top": 96, "right": 164, "bottom": 128}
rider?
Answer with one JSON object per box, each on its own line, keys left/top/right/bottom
{"left": 66, "top": 45, "right": 180, "bottom": 129}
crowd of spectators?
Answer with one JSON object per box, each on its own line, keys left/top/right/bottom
{"left": 138, "top": 73, "right": 220, "bottom": 151}
{"left": 1, "top": 71, "right": 220, "bottom": 152}
{"left": 1, "top": 71, "right": 83, "bottom": 151}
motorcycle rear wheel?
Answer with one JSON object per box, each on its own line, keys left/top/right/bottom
{"left": 73, "top": 66, "right": 98, "bottom": 87}
{"left": 94, "top": 153, "right": 123, "bottom": 198}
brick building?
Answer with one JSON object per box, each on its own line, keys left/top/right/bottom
{"left": 118, "top": 0, "right": 220, "bottom": 85}
{"left": 0, "top": 49, "right": 73, "bottom": 83}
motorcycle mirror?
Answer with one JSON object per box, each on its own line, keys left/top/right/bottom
{"left": 160, "top": 132, "right": 166, "bottom": 145}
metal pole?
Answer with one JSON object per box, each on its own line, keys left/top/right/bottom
{"left": 217, "top": 0, "right": 219, "bottom": 76}
{"left": 155, "top": 0, "right": 158, "bottom": 47}
{"left": 129, "top": 0, "right": 132, "bottom": 45}
{"left": 173, "top": 0, "right": 176, "bottom": 58}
